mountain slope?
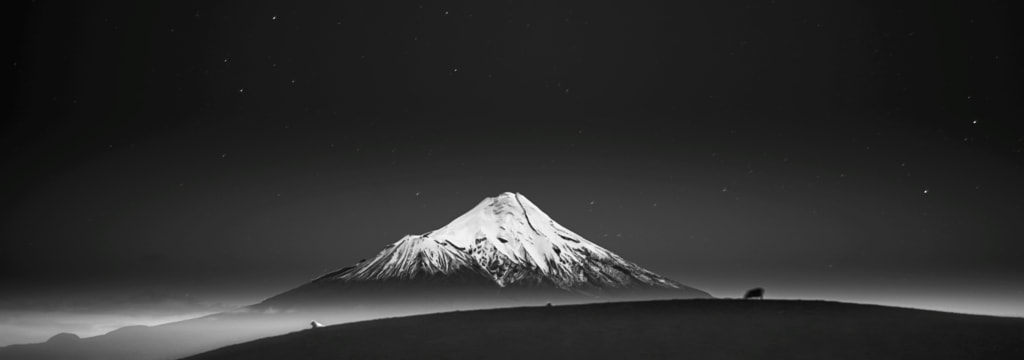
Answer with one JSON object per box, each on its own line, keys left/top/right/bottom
{"left": 183, "top": 299, "right": 1024, "bottom": 360}
{"left": 260, "top": 192, "right": 709, "bottom": 307}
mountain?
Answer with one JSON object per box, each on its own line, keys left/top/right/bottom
{"left": 259, "top": 192, "right": 709, "bottom": 308}
{"left": 316, "top": 191, "right": 687, "bottom": 290}
{"left": 183, "top": 299, "right": 1024, "bottom": 360}
{"left": 0, "top": 192, "right": 709, "bottom": 360}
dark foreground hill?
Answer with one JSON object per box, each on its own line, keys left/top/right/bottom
{"left": 184, "top": 299, "right": 1024, "bottom": 360}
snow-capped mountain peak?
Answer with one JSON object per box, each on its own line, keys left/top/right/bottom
{"left": 315, "top": 192, "right": 691, "bottom": 292}
{"left": 424, "top": 191, "right": 600, "bottom": 271}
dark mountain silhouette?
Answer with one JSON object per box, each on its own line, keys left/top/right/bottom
{"left": 43, "top": 333, "right": 79, "bottom": 345}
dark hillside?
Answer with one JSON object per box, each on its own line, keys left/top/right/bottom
{"left": 185, "top": 299, "right": 1024, "bottom": 360}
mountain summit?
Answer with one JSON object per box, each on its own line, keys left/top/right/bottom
{"left": 264, "top": 192, "right": 709, "bottom": 306}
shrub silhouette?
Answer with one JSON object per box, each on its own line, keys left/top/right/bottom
{"left": 743, "top": 288, "right": 764, "bottom": 300}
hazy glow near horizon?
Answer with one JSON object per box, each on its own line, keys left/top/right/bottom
{"left": 0, "top": 310, "right": 225, "bottom": 347}
{"left": 2, "top": 286, "right": 1021, "bottom": 348}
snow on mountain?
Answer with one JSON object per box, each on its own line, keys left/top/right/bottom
{"left": 311, "top": 192, "right": 697, "bottom": 294}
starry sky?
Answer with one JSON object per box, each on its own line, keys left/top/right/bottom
{"left": 4, "top": 0, "right": 1023, "bottom": 346}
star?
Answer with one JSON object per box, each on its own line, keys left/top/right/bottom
{"left": 271, "top": 15, "right": 277, "bottom": 20}
{"left": 922, "top": 189, "right": 929, "bottom": 194}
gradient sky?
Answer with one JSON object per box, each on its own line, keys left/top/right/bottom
{"left": 4, "top": 0, "right": 1023, "bottom": 346}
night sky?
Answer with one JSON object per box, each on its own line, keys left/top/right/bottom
{"left": 4, "top": 0, "right": 1023, "bottom": 345}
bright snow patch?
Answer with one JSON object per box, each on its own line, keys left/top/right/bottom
{"left": 317, "top": 192, "right": 684, "bottom": 291}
